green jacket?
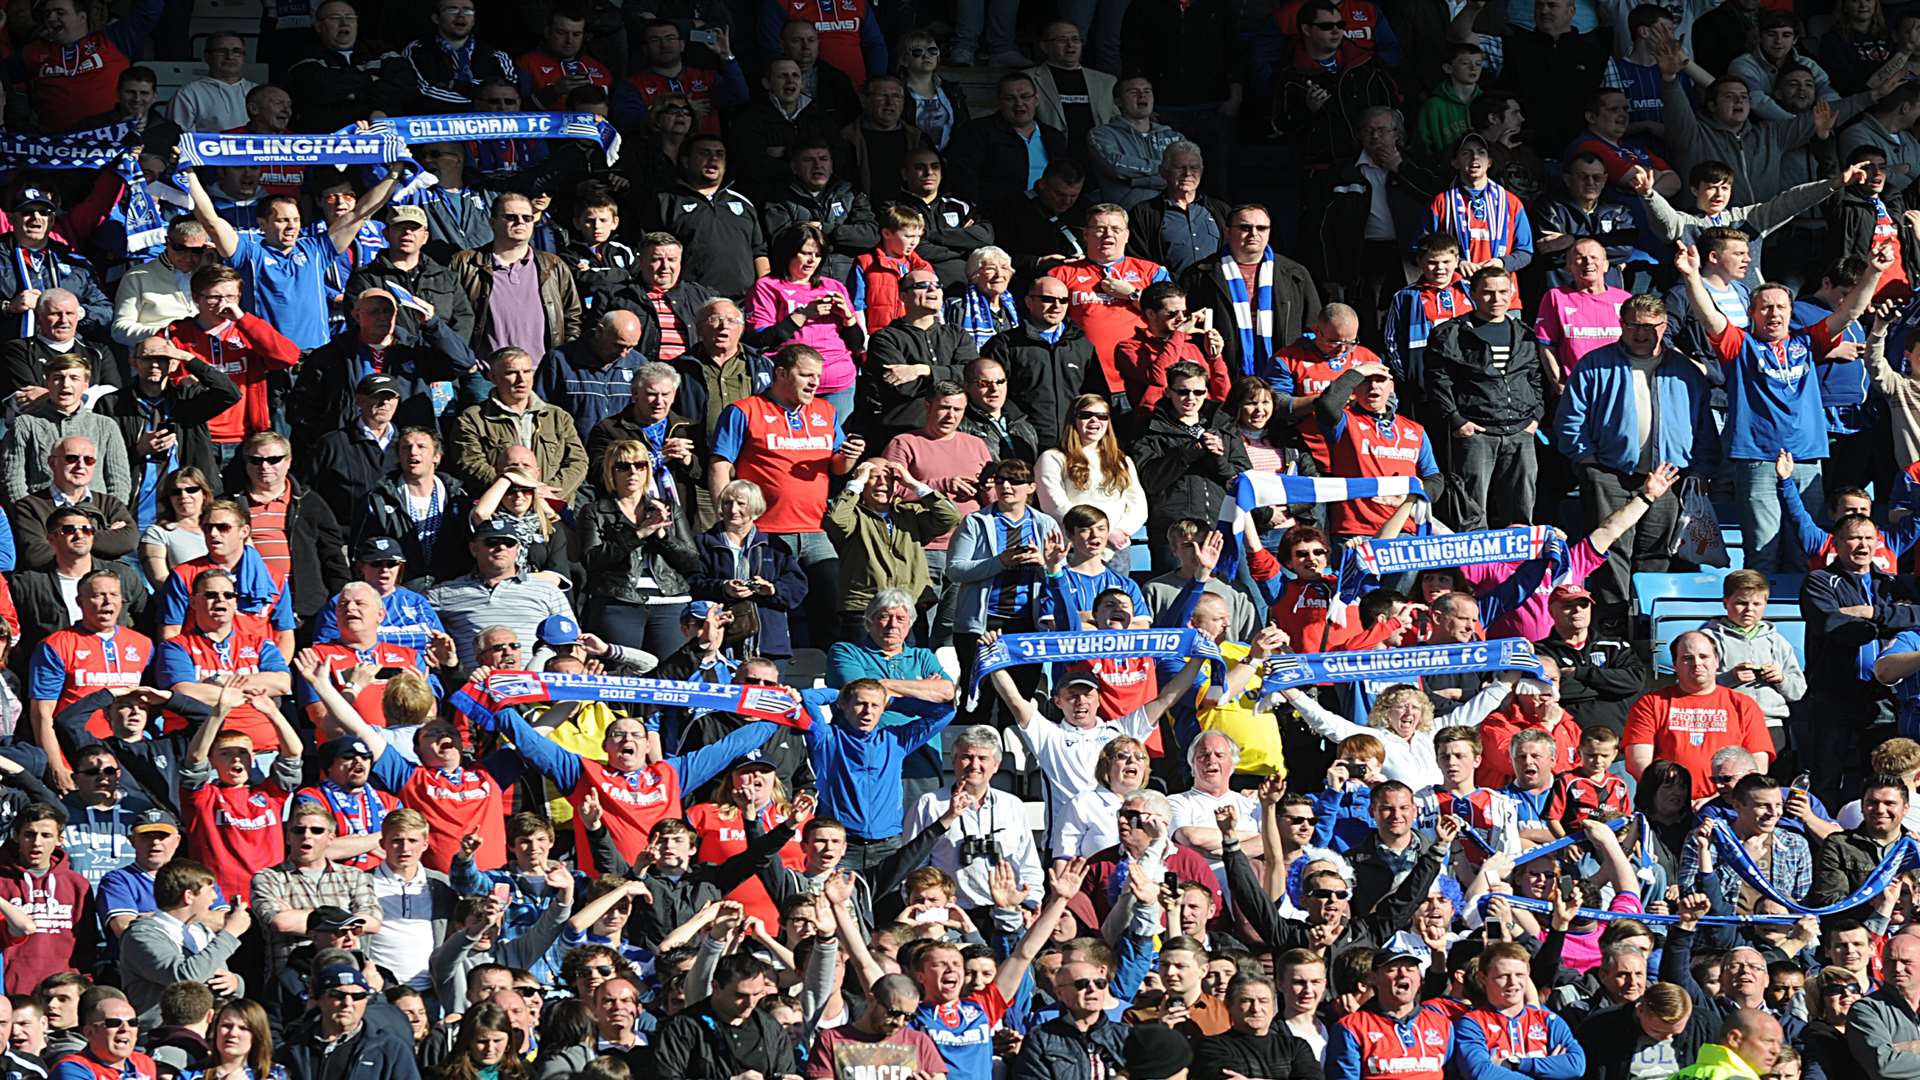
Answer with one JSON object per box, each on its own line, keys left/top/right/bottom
{"left": 823, "top": 481, "right": 961, "bottom": 614}
{"left": 1416, "top": 83, "right": 1480, "bottom": 159}
{"left": 1670, "top": 1043, "right": 1764, "bottom": 1080}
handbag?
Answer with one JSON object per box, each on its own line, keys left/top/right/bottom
{"left": 723, "top": 599, "right": 761, "bottom": 648}
{"left": 1669, "top": 476, "right": 1730, "bottom": 568}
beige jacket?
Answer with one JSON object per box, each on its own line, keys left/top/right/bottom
{"left": 1865, "top": 323, "right": 1920, "bottom": 468}
{"left": 1023, "top": 63, "right": 1118, "bottom": 134}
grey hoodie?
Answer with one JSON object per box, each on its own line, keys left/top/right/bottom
{"left": 1661, "top": 75, "right": 1872, "bottom": 204}
{"left": 1698, "top": 616, "right": 1808, "bottom": 725}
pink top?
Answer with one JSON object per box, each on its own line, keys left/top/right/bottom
{"left": 884, "top": 429, "right": 993, "bottom": 550}
{"left": 1534, "top": 286, "right": 1632, "bottom": 376}
{"left": 747, "top": 275, "right": 859, "bottom": 391}
{"left": 1245, "top": 438, "right": 1287, "bottom": 473}
{"left": 1458, "top": 538, "right": 1607, "bottom": 641}
{"left": 1554, "top": 888, "right": 1642, "bottom": 973}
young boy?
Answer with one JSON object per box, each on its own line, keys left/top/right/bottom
{"left": 1039, "top": 505, "right": 1151, "bottom": 625}
{"left": 179, "top": 692, "right": 304, "bottom": 906}
{"left": 1698, "top": 568, "right": 1807, "bottom": 749}
{"left": 1429, "top": 132, "right": 1533, "bottom": 281}
{"left": 1412, "top": 724, "right": 1523, "bottom": 874}
{"left": 849, "top": 205, "right": 934, "bottom": 332}
{"left": 562, "top": 187, "right": 640, "bottom": 323}
{"left": 1547, "top": 724, "right": 1632, "bottom": 836}
{"left": 1384, "top": 233, "right": 1473, "bottom": 408}
{"left": 1417, "top": 43, "right": 1486, "bottom": 159}
{"left": 1632, "top": 160, "right": 1856, "bottom": 286}
{"left": 448, "top": 812, "right": 577, "bottom": 982}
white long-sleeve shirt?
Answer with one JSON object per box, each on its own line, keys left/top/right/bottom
{"left": 903, "top": 787, "right": 1045, "bottom": 908}
{"left": 1020, "top": 705, "right": 1155, "bottom": 852}
{"left": 1285, "top": 680, "right": 1510, "bottom": 790}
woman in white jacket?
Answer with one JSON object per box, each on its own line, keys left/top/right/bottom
{"left": 1281, "top": 679, "right": 1513, "bottom": 790}
{"left": 1034, "top": 393, "right": 1149, "bottom": 557}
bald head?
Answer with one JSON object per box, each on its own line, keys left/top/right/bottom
{"left": 595, "top": 310, "right": 645, "bottom": 360}
{"left": 1720, "top": 1007, "right": 1783, "bottom": 1072}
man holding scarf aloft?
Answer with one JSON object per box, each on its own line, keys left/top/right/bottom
{"left": 1180, "top": 205, "right": 1320, "bottom": 389}
{"left": 0, "top": 188, "right": 113, "bottom": 342}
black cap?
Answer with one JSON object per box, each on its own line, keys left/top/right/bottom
{"left": 1123, "top": 1025, "right": 1193, "bottom": 1080}
{"left": 355, "top": 373, "right": 403, "bottom": 398}
{"left": 309, "top": 906, "right": 370, "bottom": 934}
{"left": 354, "top": 536, "right": 404, "bottom": 563}
{"left": 130, "top": 808, "right": 181, "bottom": 836}
{"left": 9, "top": 187, "right": 57, "bottom": 212}
{"left": 319, "top": 737, "right": 374, "bottom": 767}
{"left": 471, "top": 518, "right": 521, "bottom": 543}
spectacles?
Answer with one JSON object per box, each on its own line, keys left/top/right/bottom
{"left": 908, "top": 46, "right": 940, "bottom": 58}
{"left": 77, "top": 765, "right": 119, "bottom": 777}
{"left": 290, "top": 825, "right": 330, "bottom": 836}
{"left": 975, "top": 377, "right": 1007, "bottom": 387}
{"left": 172, "top": 485, "right": 203, "bottom": 496}
{"left": 91, "top": 1018, "right": 135, "bottom": 1030}
{"left": 1076, "top": 410, "right": 1111, "bottom": 421}
{"left": 60, "top": 454, "right": 96, "bottom": 465}
{"left": 1308, "top": 888, "right": 1352, "bottom": 900}
{"left": 1071, "top": 977, "right": 1109, "bottom": 991}
{"left": 248, "top": 454, "right": 288, "bottom": 466}
{"left": 614, "top": 460, "right": 648, "bottom": 472}
{"left": 57, "top": 524, "right": 95, "bottom": 536}
{"left": 198, "top": 590, "right": 236, "bottom": 601}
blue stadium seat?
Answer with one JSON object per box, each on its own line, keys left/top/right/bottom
{"left": 1777, "top": 619, "right": 1808, "bottom": 665}
{"left": 1633, "top": 570, "right": 1733, "bottom": 619}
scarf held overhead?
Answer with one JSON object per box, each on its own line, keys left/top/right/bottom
{"left": 1260, "top": 638, "right": 1548, "bottom": 691}
{"left": 964, "top": 628, "right": 1227, "bottom": 707}
{"left": 452, "top": 671, "right": 811, "bottom": 729}
{"left": 0, "top": 120, "right": 164, "bottom": 257}
{"left": 1214, "top": 471, "right": 1426, "bottom": 575}
{"left": 380, "top": 112, "right": 622, "bottom": 165}
{"left": 1351, "top": 526, "right": 1557, "bottom": 577}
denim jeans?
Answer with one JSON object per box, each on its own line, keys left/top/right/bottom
{"left": 819, "top": 388, "right": 857, "bottom": 431}
{"left": 771, "top": 530, "right": 840, "bottom": 650}
{"left": 1058, "top": 0, "right": 1131, "bottom": 73}
{"left": 1451, "top": 429, "right": 1538, "bottom": 530}
{"left": 1729, "top": 459, "right": 1822, "bottom": 574}
{"left": 953, "top": 0, "right": 1019, "bottom": 58}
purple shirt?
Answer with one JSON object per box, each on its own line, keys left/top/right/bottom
{"left": 485, "top": 251, "right": 548, "bottom": 361}
{"left": 746, "top": 276, "right": 858, "bottom": 391}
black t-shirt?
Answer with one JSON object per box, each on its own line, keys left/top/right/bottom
{"left": 1050, "top": 65, "right": 1095, "bottom": 149}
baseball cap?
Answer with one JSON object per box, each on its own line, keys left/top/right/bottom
{"left": 731, "top": 753, "right": 778, "bottom": 774}
{"left": 1123, "top": 1025, "right": 1193, "bottom": 1080}
{"left": 539, "top": 613, "right": 582, "bottom": 646}
{"left": 681, "top": 599, "right": 718, "bottom": 622}
{"left": 130, "top": 808, "right": 180, "bottom": 836}
{"left": 309, "top": 906, "right": 370, "bottom": 934}
{"left": 1549, "top": 584, "right": 1593, "bottom": 605}
{"left": 1378, "top": 930, "right": 1433, "bottom": 970}
{"left": 315, "top": 963, "right": 371, "bottom": 992}
{"left": 385, "top": 204, "right": 429, "bottom": 228}
{"left": 1059, "top": 670, "right": 1101, "bottom": 692}
{"left": 320, "top": 737, "right": 374, "bottom": 767}
{"left": 355, "top": 373, "right": 402, "bottom": 398}
{"left": 471, "top": 518, "right": 521, "bottom": 544}
{"left": 10, "top": 187, "right": 57, "bottom": 212}
{"left": 355, "top": 536, "right": 405, "bottom": 563}
{"left": 1453, "top": 131, "right": 1492, "bottom": 157}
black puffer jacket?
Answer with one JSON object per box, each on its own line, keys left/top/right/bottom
{"left": 1131, "top": 399, "right": 1254, "bottom": 531}
{"left": 981, "top": 321, "right": 1100, "bottom": 450}
{"left": 1424, "top": 312, "right": 1549, "bottom": 436}
{"left": 345, "top": 252, "right": 477, "bottom": 345}
{"left": 1010, "top": 1015, "right": 1129, "bottom": 1080}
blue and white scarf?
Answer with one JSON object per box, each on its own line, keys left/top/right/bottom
{"left": 1351, "top": 526, "right": 1555, "bottom": 577}
{"left": 1260, "top": 638, "right": 1548, "bottom": 691}
{"left": 1220, "top": 247, "right": 1277, "bottom": 375}
{"left": 1442, "top": 180, "right": 1517, "bottom": 259}
{"left": 1215, "top": 471, "right": 1426, "bottom": 575}
{"left": 380, "top": 112, "right": 622, "bottom": 166}
{"left": 964, "top": 628, "right": 1227, "bottom": 707}
{"left": 176, "top": 127, "right": 410, "bottom": 167}
{"left": 947, "top": 286, "right": 1020, "bottom": 347}
{"left": 0, "top": 120, "right": 164, "bottom": 259}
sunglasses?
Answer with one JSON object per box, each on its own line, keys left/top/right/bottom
{"left": 884, "top": 1006, "right": 914, "bottom": 1020}
{"left": 483, "top": 538, "right": 519, "bottom": 550}
{"left": 498, "top": 213, "right": 537, "bottom": 224}
{"left": 1308, "top": 888, "right": 1352, "bottom": 901}
{"left": 1822, "top": 982, "right": 1862, "bottom": 996}
{"left": 904, "top": 280, "right": 942, "bottom": 291}
{"left": 247, "top": 454, "right": 288, "bottom": 466}
{"left": 614, "top": 460, "right": 648, "bottom": 472}
{"left": 483, "top": 641, "right": 523, "bottom": 652}
{"left": 291, "top": 825, "right": 331, "bottom": 836}
{"left": 172, "top": 485, "right": 203, "bottom": 496}
{"left": 1308, "top": 20, "right": 1346, "bottom": 28}
{"left": 1171, "top": 387, "right": 1208, "bottom": 397}
{"left": 325, "top": 990, "right": 370, "bottom": 1002}
{"left": 1029, "top": 295, "right": 1071, "bottom": 306}
{"left": 908, "top": 46, "right": 940, "bottom": 58}
{"left": 91, "top": 1018, "right": 135, "bottom": 1030}
{"left": 77, "top": 765, "right": 119, "bottom": 777}
{"left": 170, "top": 243, "right": 209, "bottom": 254}
{"left": 206, "top": 522, "right": 241, "bottom": 533}
{"left": 515, "top": 985, "right": 541, "bottom": 995}
{"left": 60, "top": 454, "right": 96, "bottom": 465}
{"left": 198, "top": 590, "right": 236, "bottom": 601}
{"left": 1076, "top": 410, "right": 1110, "bottom": 421}
{"left": 1071, "top": 977, "right": 1110, "bottom": 991}
{"left": 975, "top": 377, "right": 1007, "bottom": 388}
{"left": 586, "top": 964, "right": 616, "bottom": 977}
{"left": 1283, "top": 815, "right": 1317, "bottom": 826}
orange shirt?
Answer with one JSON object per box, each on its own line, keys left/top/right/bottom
{"left": 1623, "top": 684, "right": 1772, "bottom": 799}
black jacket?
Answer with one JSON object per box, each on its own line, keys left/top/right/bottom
{"left": 1132, "top": 399, "right": 1254, "bottom": 529}
{"left": 1226, "top": 837, "right": 1441, "bottom": 955}
{"left": 309, "top": 427, "right": 399, "bottom": 524}
{"left": 1009, "top": 1015, "right": 1129, "bottom": 1080}
{"left": 1127, "top": 193, "right": 1232, "bottom": 271}
{"left": 648, "top": 182, "right": 768, "bottom": 301}
{"left": 278, "top": 1013, "right": 422, "bottom": 1080}
{"left": 574, "top": 496, "right": 703, "bottom": 605}
{"left": 638, "top": 280, "right": 723, "bottom": 365}
{"left": 1272, "top": 45, "right": 1401, "bottom": 171}
{"left": 290, "top": 323, "right": 479, "bottom": 466}
{"left": 760, "top": 180, "right": 881, "bottom": 282}
{"left": 1533, "top": 631, "right": 1647, "bottom": 735}
{"left": 650, "top": 1001, "right": 791, "bottom": 1080}
{"left": 1807, "top": 827, "right": 1903, "bottom": 916}
{"left": 1425, "top": 313, "right": 1549, "bottom": 435}
{"left": 10, "top": 491, "right": 137, "bottom": 572}
{"left": 1189, "top": 1025, "right": 1324, "bottom": 1080}
{"left": 891, "top": 192, "right": 996, "bottom": 288}
{"left": 957, "top": 402, "right": 1040, "bottom": 464}
{"left": 981, "top": 321, "right": 1099, "bottom": 449}
{"left": 859, "top": 319, "right": 981, "bottom": 441}
{"left": 1312, "top": 154, "right": 1443, "bottom": 291}
{"left": 0, "top": 337, "right": 120, "bottom": 401}
{"left": 1800, "top": 567, "right": 1920, "bottom": 713}
{"left": 1574, "top": 1000, "right": 1714, "bottom": 1080}
{"left": 0, "top": 239, "right": 111, "bottom": 340}
{"left": 356, "top": 473, "right": 474, "bottom": 588}
{"left": 284, "top": 44, "right": 411, "bottom": 133}
{"left": 725, "top": 98, "right": 846, "bottom": 201}
{"left": 946, "top": 117, "right": 1072, "bottom": 206}
{"left": 687, "top": 527, "right": 808, "bottom": 658}
{"left": 985, "top": 189, "right": 1089, "bottom": 274}
{"left": 91, "top": 358, "right": 241, "bottom": 503}
{"left": 559, "top": 238, "right": 646, "bottom": 327}
{"left": 1119, "top": 0, "right": 1244, "bottom": 106}
{"left": 1180, "top": 253, "right": 1321, "bottom": 378}
{"left": 345, "top": 252, "right": 478, "bottom": 345}
{"left": 398, "top": 34, "right": 517, "bottom": 111}
{"left": 1828, "top": 184, "right": 1920, "bottom": 279}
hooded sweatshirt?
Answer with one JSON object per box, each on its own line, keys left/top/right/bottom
{"left": 0, "top": 849, "right": 91, "bottom": 994}
{"left": 1698, "top": 617, "right": 1808, "bottom": 726}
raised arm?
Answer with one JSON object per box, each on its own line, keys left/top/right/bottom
{"left": 182, "top": 171, "right": 240, "bottom": 259}
{"left": 328, "top": 165, "right": 401, "bottom": 253}
{"left": 994, "top": 857, "right": 1089, "bottom": 1001}
{"left": 1674, "top": 244, "right": 1729, "bottom": 339}
{"left": 1588, "top": 463, "right": 1680, "bottom": 554}
{"left": 1829, "top": 244, "right": 1898, "bottom": 340}
{"left": 182, "top": 682, "right": 242, "bottom": 770}
{"left": 1143, "top": 653, "right": 1208, "bottom": 725}
{"left": 824, "top": 870, "right": 885, "bottom": 992}
{"left": 290, "top": 650, "right": 387, "bottom": 760}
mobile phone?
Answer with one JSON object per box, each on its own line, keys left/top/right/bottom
{"left": 1163, "top": 872, "right": 1180, "bottom": 894}
{"left": 490, "top": 883, "right": 511, "bottom": 905}
{"left": 913, "top": 907, "right": 949, "bottom": 925}
{"left": 375, "top": 666, "right": 404, "bottom": 680}
{"left": 667, "top": 420, "right": 691, "bottom": 441}
{"left": 1192, "top": 309, "right": 1212, "bottom": 332}
{"left": 689, "top": 27, "right": 719, "bottom": 46}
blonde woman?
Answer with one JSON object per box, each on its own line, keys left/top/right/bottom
{"left": 1034, "top": 393, "right": 1147, "bottom": 555}
{"left": 576, "top": 439, "right": 700, "bottom": 658}
{"left": 139, "top": 467, "right": 212, "bottom": 586}
{"left": 1281, "top": 680, "right": 1512, "bottom": 788}
{"left": 1055, "top": 735, "right": 1151, "bottom": 857}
